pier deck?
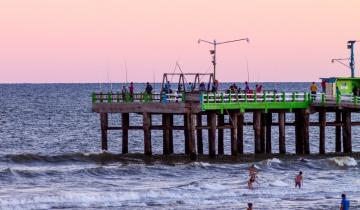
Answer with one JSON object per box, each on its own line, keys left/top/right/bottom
{"left": 92, "top": 91, "right": 359, "bottom": 158}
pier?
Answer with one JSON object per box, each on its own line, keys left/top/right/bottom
{"left": 92, "top": 74, "right": 360, "bottom": 158}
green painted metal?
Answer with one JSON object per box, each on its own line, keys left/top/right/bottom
{"left": 202, "top": 101, "right": 310, "bottom": 111}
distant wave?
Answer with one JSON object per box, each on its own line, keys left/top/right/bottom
{"left": 327, "top": 156, "right": 357, "bottom": 167}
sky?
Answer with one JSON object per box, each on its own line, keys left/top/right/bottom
{"left": 0, "top": 0, "right": 360, "bottom": 83}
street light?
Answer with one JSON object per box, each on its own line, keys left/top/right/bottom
{"left": 332, "top": 40, "right": 359, "bottom": 77}
{"left": 198, "top": 38, "right": 250, "bottom": 81}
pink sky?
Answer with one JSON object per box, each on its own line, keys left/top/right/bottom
{"left": 0, "top": 0, "right": 360, "bottom": 83}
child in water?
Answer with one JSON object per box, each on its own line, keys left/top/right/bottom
{"left": 295, "top": 171, "right": 303, "bottom": 188}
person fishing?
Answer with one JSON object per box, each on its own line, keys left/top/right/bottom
{"left": 295, "top": 171, "right": 303, "bottom": 188}
{"left": 310, "top": 82, "right": 318, "bottom": 100}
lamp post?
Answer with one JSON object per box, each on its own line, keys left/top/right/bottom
{"left": 198, "top": 38, "right": 249, "bottom": 81}
{"left": 332, "top": 40, "right": 359, "bottom": 77}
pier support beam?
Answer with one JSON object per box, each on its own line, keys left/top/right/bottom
{"left": 319, "top": 110, "right": 326, "bottom": 154}
{"left": 143, "top": 112, "right": 152, "bottom": 156}
{"left": 303, "top": 111, "right": 310, "bottom": 154}
{"left": 253, "top": 111, "right": 261, "bottom": 154}
{"left": 237, "top": 113, "right": 244, "bottom": 154}
{"left": 169, "top": 115, "right": 174, "bottom": 154}
{"left": 187, "top": 113, "right": 197, "bottom": 159}
{"left": 278, "top": 112, "right": 286, "bottom": 154}
{"left": 260, "top": 113, "right": 266, "bottom": 153}
{"left": 265, "top": 113, "right": 272, "bottom": 154}
{"left": 342, "top": 111, "right": 352, "bottom": 153}
{"left": 335, "top": 111, "right": 342, "bottom": 152}
{"left": 162, "top": 114, "right": 171, "bottom": 155}
{"left": 217, "top": 114, "right": 225, "bottom": 155}
{"left": 184, "top": 114, "right": 189, "bottom": 154}
{"left": 230, "top": 112, "right": 238, "bottom": 156}
{"left": 197, "top": 114, "right": 203, "bottom": 155}
{"left": 100, "top": 113, "right": 108, "bottom": 151}
{"left": 207, "top": 112, "right": 216, "bottom": 157}
{"left": 122, "top": 113, "right": 129, "bottom": 154}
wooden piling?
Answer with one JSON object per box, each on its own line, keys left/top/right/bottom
{"left": 121, "top": 113, "right": 129, "bottom": 154}
{"left": 143, "top": 112, "right": 152, "bottom": 155}
{"left": 208, "top": 112, "right": 216, "bottom": 157}
{"left": 100, "top": 113, "right": 108, "bottom": 151}
{"left": 319, "top": 110, "right": 326, "bottom": 154}
{"left": 303, "top": 111, "right": 310, "bottom": 154}
{"left": 278, "top": 112, "right": 286, "bottom": 154}
{"left": 169, "top": 114, "right": 174, "bottom": 154}
{"left": 230, "top": 112, "right": 238, "bottom": 156}
{"left": 196, "top": 114, "right": 203, "bottom": 155}
{"left": 342, "top": 111, "right": 352, "bottom": 153}
{"left": 335, "top": 111, "right": 342, "bottom": 152}
{"left": 237, "top": 113, "right": 244, "bottom": 154}
{"left": 253, "top": 111, "right": 261, "bottom": 154}
{"left": 217, "top": 114, "right": 225, "bottom": 155}
{"left": 162, "top": 114, "right": 171, "bottom": 155}
{"left": 265, "top": 112, "right": 272, "bottom": 154}
{"left": 188, "top": 114, "right": 197, "bottom": 159}
{"left": 184, "top": 114, "right": 189, "bottom": 154}
{"left": 260, "top": 113, "right": 266, "bottom": 153}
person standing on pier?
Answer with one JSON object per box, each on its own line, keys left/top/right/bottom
{"left": 295, "top": 171, "right": 303, "bottom": 188}
{"left": 121, "top": 85, "right": 129, "bottom": 102}
{"left": 310, "top": 82, "right": 318, "bottom": 100}
{"left": 245, "top": 81, "right": 250, "bottom": 93}
{"left": 129, "top": 82, "right": 134, "bottom": 101}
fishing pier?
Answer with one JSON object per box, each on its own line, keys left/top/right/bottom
{"left": 92, "top": 73, "right": 360, "bottom": 158}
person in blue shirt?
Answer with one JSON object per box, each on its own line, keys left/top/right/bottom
{"left": 341, "top": 193, "right": 350, "bottom": 210}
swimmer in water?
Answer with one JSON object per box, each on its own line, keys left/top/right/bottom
{"left": 295, "top": 171, "right": 303, "bottom": 188}
{"left": 248, "top": 174, "right": 259, "bottom": 189}
{"left": 247, "top": 202, "right": 253, "bottom": 210}
{"left": 248, "top": 164, "right": 257, "bottom": 177}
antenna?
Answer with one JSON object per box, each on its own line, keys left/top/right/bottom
{"left": 198, "top": 38, "right": 250, "bottom": 81}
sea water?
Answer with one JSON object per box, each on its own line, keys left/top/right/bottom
{"left": 0, "top": 83, "right": 359, "bottom": 209}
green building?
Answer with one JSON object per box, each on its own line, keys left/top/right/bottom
{"left": 321, "top": 77, "right": 360, "bottom": 96}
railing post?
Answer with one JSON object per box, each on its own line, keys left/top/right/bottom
{"left": 206, "top": 93, "right": 209, "bottom": 103}
{"left": 336, "top": 93, "right": 340, "bottom": 105}
{"left": 273, "top": 92, "right": 276, "bottom": 102}
{"left": 354, "top": 95, "right": 358, "bottom": 105}
{"left": 292, "top": 92, "right": 295, "bottom": 102}
{"left": 92, "top": 92, "right": 96, "bottom": 103}
{"left": 282, "top": 92, "right": 285, "bottom": 102}
{"left": 254, "top": 93, "right": 257, "bottom": 102}
{"left": 107, "top": 92, "right": 112, "bottom": 103}
{"left": 236, "top": 92, "right": 239, "bottom": 102}
{"left": 321, "top": 93, "right": 325, "bottom": 105}
{"left": 213, "top": 92, "right": 216, "bottom": 104}
{"left": 245, "top": 93, "right": 248, "bottom": 102}
{"left": 100, "top": 92, "right": 103, "bottom": 102}
{"left": 221, "top": 93, "right": 224, "bottom": 103}
{"left": 262, "top": 92, "right": 266, "bottom": 102}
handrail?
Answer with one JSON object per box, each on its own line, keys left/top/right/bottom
{"left": 92, "top": 92, "right": 184, "bottom": 103}
{"left": 202, "top": 92, "right": 360, "bottom": 106}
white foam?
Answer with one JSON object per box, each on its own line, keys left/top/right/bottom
{"left": 329, "top": 156, "right": 357, "bottom": 167}
{"left": 269, "top": 180, "right": 289, "bottom": 187}
{"left": 263, "top": 158, "right": 282, "bottom": 166}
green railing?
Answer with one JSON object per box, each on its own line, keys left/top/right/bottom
{"left": 201, "top": 91, "right": 360, "bottom": 112}
{"left": 92, "top": 92, "right": 184, "bottom": 103}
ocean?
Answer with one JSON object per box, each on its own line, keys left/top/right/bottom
{"left": 0, "top": 83, "right": 359, "bottom": 209}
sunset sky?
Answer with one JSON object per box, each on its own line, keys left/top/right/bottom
{"left": 0, "top": 0, "right": 360, "bottom": 83}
